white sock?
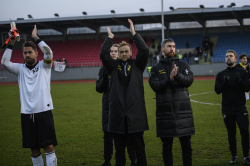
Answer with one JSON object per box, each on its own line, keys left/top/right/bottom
{"left": 45, "top": 151, "right": 57, "bottom": 166}
{"left": 31, "top": 154, "right": 44, "bottom": 166}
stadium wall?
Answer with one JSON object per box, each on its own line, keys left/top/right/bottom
{"left": 0, "top": 63, "right": 227, "bottom": 82}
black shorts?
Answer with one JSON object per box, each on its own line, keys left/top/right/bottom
{"left": 21, "top": 110, "right": 57, "bottom": 148}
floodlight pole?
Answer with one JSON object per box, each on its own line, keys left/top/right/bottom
{"left": 161, "top": 0, "right": 164, "bottom": 41}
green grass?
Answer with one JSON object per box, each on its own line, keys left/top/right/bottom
{"left": 0, "top": 80, "right": 249, "bottom": 165}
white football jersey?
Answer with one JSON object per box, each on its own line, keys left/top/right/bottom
{"left": 1, "top": 41, "right": 54, "bottom": 114}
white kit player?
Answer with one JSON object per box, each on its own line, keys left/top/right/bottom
{"left": 1, "top": 25, "right": 57, "bottom": 166}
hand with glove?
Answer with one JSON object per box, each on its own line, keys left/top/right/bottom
{"left": 224, "top": 70, "right": 230, "bottom": 83}
{"left": 236, "top": 72, "right": 241, "bottom": 83}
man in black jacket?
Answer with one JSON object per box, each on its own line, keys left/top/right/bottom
{"left": 215, "top": 50, "right": 250, "bottom": 165}
{"left": 149, "top": 38, "right": 195, "bottom": 166}
{"left": 100, "top": 19, "right": 149, "bottom": 166}
{"left": 96, "top": 44, "right": 136, "bottom": 166}
{"left": 236, "top": 53, "right": 250, "bottom": 77}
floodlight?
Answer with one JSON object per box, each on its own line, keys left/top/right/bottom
{"left": 82, "top": 11, "right": 87, "bottom": 15}
{"left": 54, "top": 13, "right": 59, "bottom": 17}
{"left": 200, "top": 5, "right": 205, "bottom": 8}
{"left": 169, "top": 6, "right": 174, "bottom": 10}
{"left": 28, "top": 15, "right": 33, "bottom": 19}
{"left": 110, "top": 10, "right": 115, "bottom": 14}
{"left": 140, "top": 8, "right": 144, "bottom": 12}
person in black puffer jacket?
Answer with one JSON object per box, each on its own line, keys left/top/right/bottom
{"left": 149, "top": 38, "right": 195, "bottom": 166}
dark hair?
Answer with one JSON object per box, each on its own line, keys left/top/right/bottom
{"left": 22, "top": 41, "right": 37, "bottom": 52}
{"left": 161, "top": 38, "right": 175, "bottom": 48}
{"left": 239, "top": 53, "right": 248, "bottom": 59}
{"left": 226, "top": 50, "right": 237, "bottom": 59}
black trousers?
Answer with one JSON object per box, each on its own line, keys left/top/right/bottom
{"left": 160, "top": 135, "right": 192, "bottom": 166}
{"left": 103, "top": 131, "right": 136, "bottom": 163}
{"left": 222, "top": 108, "right": 249, "bottom": 157}
{"left": 114, "top": 131, "right": 146, "bottom": 166}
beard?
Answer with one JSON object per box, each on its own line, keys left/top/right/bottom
{"left": 25, "top": 58, "right": 36, "bottom": 65}
{"left": 166, "top": 52, "right": 175, "bottom": 58}
{"left": 226, "top": 60, "right": 234, "bottom": 66}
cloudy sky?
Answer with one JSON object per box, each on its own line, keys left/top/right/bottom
{"left": 0, "top": 0, "right": 248, "bottom": 21}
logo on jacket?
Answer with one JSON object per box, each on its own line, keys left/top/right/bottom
{"left": 159, "top": 69, "right": 166, "bottom": 74}
{"left": 117, "top": 65, "right": 122, "bottom": 70}
{"left": 185, "top": 69, "right": 188, "bottom": 74}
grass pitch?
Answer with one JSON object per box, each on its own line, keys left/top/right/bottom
{"left": 0, "top": 79, "right": 249, "bottom": 166}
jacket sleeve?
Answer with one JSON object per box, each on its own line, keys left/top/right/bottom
{"left": 174, "top": 62, "right": 193, "bottom": 87}
{"left": 134, "top": 33, "right": 149, "bottom": 71}
{"left": 96, "top": 68, "right": 109, "bottom": 93}
{"left": 1, "top": 45, "right": 21, "bottom": 75}
{"left": 100, "top": 37, "right": 115, "bottom": 74}
{"left": 238, "top": 70, "right": 250, "bottom": 92}
{"left": 149, "top": 66, "right": 173, "bottom": 93}
{"left": 214, "top": 72, "right": 227, "bottom": 94}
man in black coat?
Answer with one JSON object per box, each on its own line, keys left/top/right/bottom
{"left": 149, "top": 38, "right": 195, "bottom": 166}
{"left": 96, "top": 44, "right": 136, "bottom": 166}
{"left": 215, "top": 50, "right": 250, "bottom": 165}
{"left": 100, "top": 19, "right": 149, "bottom": 166}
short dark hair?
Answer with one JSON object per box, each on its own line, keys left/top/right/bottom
{"left": 226, "top": 50, "right": 237, "bottom": 59}
{"left": 240, "top": 53, "right": 248, "bottom": 59}
{"left": 161, "top": 38, "right": 175, "bottom": 48}
{"left": 22, "top": 41, "right": 37, "bottom": 52}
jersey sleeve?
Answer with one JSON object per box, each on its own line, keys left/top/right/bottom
{"left": 37, "top": 40, "right": 53, "bottom": 69}
{"left": 1, "top": 48, "right": 22, "bottom": 75}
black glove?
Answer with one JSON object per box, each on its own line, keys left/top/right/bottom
{"left": 224, "top": 70, "right": 230, "bottom": 83}
{"left": 103, "top": 69, "right": 109, "bottom": 80}
{"left": 236, "top": 72, "right": 241, "bottom": 83}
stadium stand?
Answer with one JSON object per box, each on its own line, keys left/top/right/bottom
{"left": 209, "top": 32, "right": 250, "bottom": 63}
{"left": 0, "top": 37, "right": 151, "bottom": 68}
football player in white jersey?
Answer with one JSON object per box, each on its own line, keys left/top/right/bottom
{"left": 1, "top": 25, "right": 57, "bottom": 166}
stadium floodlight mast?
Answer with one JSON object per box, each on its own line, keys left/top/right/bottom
{"left": 54, "top": 13, "right": 59, "bottom": 17}
{"left": 161, "top": 0, "right": 164, "bottom": 43}
{"left": 169, "top": 6, "right": 174, "bottom": 11}
{"left": 231, "top": 2, "right": 236, "bottom": 7}
{"left": 199, "top": 5, "right": 205, "bottom": 8}
{"left": 219, "top": 5, "right": 224, "bottom": 8}
{"left": 110, "top": 10, "right": 115, "bottom": 14}
{"left": 28, "top": 15, "right": 33, "bottom": 19}
{"left": 140, "top": 8, "right": 144, "bottom": 12}
{"left": 82, "top": 11, "right": 87, "bottom": 15}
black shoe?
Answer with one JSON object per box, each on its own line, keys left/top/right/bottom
{"left": 229, "top": 156, "right": 238, "bottom": 164}
{"left": 244, "top": 158, "right": 250, "bottom": 165}
{"left": 101, "top": 161, "right": 111, "bottom": 166}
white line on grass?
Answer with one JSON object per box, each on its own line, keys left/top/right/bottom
{"left": 190, "top": 91, "right": 250, "bottom": 107}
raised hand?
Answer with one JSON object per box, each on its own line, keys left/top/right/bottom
{"left": 224, "top": 70, "right": 230, "bottom": 83}
{"left": 31, "top": 25, "right": 39, "bottom": 41}
{"left": 107, "top": 27, "right": 114, "bottom": 39}
{"left": 244, "top": 64, "right": 248, "bottom": 70}
{"left": 128, "top": 19, "right": 136, "bottom": 36}
{"left": 236, "top": 72, "right": 241, "bottom": 83}
{"left": 170, "top": 64, "right": 177, "bottom": 81}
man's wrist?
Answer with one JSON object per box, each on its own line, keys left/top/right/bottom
{"left": 131, "top": 31, "right": 136, "bottom": 36}
{"left": 32, "top": 35, "right": 40, "bottom": 42}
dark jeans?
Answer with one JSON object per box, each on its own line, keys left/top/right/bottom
{"left": 114, "top": 131, "right": 146, "bottom": 166}
{"left": 222, "top": 108, "right": 249, "bottom": 157}
{"left": 160, "top": 135, "right": 192, "bottom": 166}
{"left": 104, "top": 131, "right": 136, "bottom": 163}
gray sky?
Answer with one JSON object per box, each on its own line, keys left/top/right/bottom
{"left": 0, "top": 0, "right": 248, "bottom": 21}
